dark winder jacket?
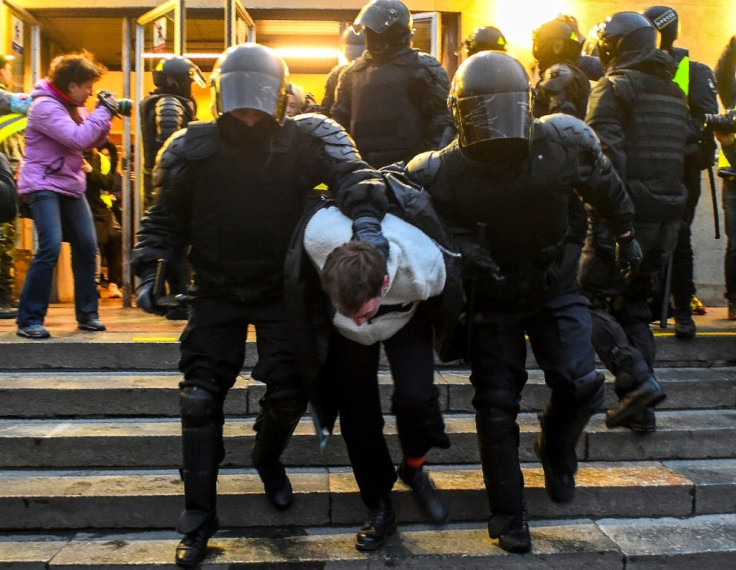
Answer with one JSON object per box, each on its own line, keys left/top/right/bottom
{"left": 406, "top": 114, "right": 635, "bottom": 306}
{"left": 132, "top": 113, "right": 388, "bottom": 304}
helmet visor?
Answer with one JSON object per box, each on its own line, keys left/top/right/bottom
{"left": 190, "top": 66, "right": 207, "bottom": 88}
{"left": 455, "top": 91, "right": 533, "bottom": 147}
{"left": 354, "top": 5, "right": 401, "bottom": 34}
{"left": 214, "top": 70, "right": 286, "bottom": 119}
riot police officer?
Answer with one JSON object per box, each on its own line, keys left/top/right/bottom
{"left": 320, "top": 27, "right": 365, "bottom": 117}
{"left": 132, "top": 43, "right": 388, "bottom": 567}
{"left": 460, "top": 26, "right": 508, "bottom": 57}
{"left": 405, "top": 51, "right": 638, "bottom": 554}
{"left": 331, "top": 0, "right": 454, "bottom": 168}
{"left": 581, "top": 12, "right": 689, "bottom": 432}
{"left": 643, "top": 5, "right": 718, "bottom": 338}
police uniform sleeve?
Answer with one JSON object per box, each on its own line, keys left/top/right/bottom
{"left": 586, "top": 76, "right": 629, "bottom": 183}
{"left": 542, "top": 114, "right": 634, "bottom": 237}
{"left": 687, "top": 61, "right": 719, "bottom": 167}
{"left": 0, "top": 152, "right": 17, "bottom": 224}
{"left": 155, "top": 96, "right": 190, "bottom": 148}
{"left": 132, "top": 129, "right": 190, "bottom": 277}
{"left": 714, "top": 35, "right": 736, "bottom": 109}
{"left": 412, "top": 53, "right": 455, "bottom": 149}
{"left": 295, "top": 114, "right": 389, "bottom": 221}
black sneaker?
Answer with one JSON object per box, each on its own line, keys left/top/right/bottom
{"left": 606, "top": 376, "right": 666, "bottom": 429}
{"left": 397, "top": 461, "right": 448, "bottom": 526}
{"left": 355, "top": 496, "right": 397, "bottom": 551}
{"left": 17, "top": 324, "right": 50, "bottom": 339}
{"left": 175, "top": 514, "right": 219, "bottom": 567}
{"left": 77, "top": 318, "right": 106, "bottom": 332}
{"left": 533, "top": 434, "right": 575, "bottom": 504}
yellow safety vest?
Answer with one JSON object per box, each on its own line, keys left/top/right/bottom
{"left": 0, "top": 113, "right": 27, "bottom": 143}
{"left": 673, "top": 55, "right": 690, "bottom": 96}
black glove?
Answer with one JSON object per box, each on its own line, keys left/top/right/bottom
{"left": 458, "top": 240, "right": 505, "bottom": 283}
{"left": 352, "top": 216, "right": 390, "bottom": 261}
{"left": 136, "top": 273, "right": 166, "bottom": 316}
{"left": 615, "top": 233, "right": 643, "bottom": 280}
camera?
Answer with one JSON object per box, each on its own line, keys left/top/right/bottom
{"left": 97, "top": 90, "right": 133, "bottom": 117}
{"left": 702, "top": 109, "right": 736, "bottom": 134}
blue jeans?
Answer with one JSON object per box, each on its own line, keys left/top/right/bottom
{"left": 723, "top": 181, "right": 736, "bottom": 299}
{"left": 17, "top": 190, "right": 99, "bottom": 327}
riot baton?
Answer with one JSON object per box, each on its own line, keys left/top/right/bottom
{"left": 708, "top": 166, "right": 721, "bottom": 239}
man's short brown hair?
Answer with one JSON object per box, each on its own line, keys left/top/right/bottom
{"left": 321, "top": 241, "right": 387, "bottom": 315}
{"left": 48, "top": 51, "right": 106, "bottom": 94}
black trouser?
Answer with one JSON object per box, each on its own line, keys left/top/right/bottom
{"left": 668, "top": 161, "right": 702, "bottom": 311}
{"left": 0, "top": 221, "right": 16, "bottom": 301}
{"left": 175, "top": 296, "right": 307, "bottom": 534}
{"left": 580, "top": 219, "right": 679, "bottom": 393}
{"left": 469, "top": 288, "right": 597, "bottom": 531}
{"left": 334, "top": 305, "right": 449, "bottom": 509}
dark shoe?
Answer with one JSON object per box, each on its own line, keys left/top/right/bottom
{"left": 488, "top": 506, "right": 531, "bottom": 554}
{"left": 166, "top": 306, "right": 189, "bottom": 321}
{"left": 77, "top": 318, "right": 106, "bottom": 332}
{"left": 16, "top": 324, "right": 50, "bottom": 339}
{"left": 729, "top": 299, "right": 736, "bottom": 321}
{"left": 175, "top": 514, "right": 219, "bottom": 567}
{"left": 355, "top": 496, "right": 397, "bottom": 551}
{"left": 257, "top": 463, "right": 293, "bottom": 510}
{"left": 674, "top": 311, "right": 696, "bottom": 339}
{"left": 397, "top": 461, "right": 448, "bottom": 526}
{"left": 533, "top": 434, "right": 575, "bottom": 504}
{"left": 618, "top": 408, "right": 656, "bottom": 433}
{"left": 606, "top": 376, "right": 666, "bottom": 429}
{"left": 0, "top": 303, "right": 17, "bottom": 319}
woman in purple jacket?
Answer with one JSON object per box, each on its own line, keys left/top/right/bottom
{"left": 16, "top": 53, "right": 118, "bottom": 339}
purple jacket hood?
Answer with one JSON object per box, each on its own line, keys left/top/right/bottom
{"left": 17, "top": 79, "right": 113, "bottom": 197}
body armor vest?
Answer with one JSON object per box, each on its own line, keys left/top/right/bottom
{"left": 610, "top": 70, "right": 688, "bottom": 219}
{"left": 184, "top": 122, "right": 309, "bottom": 301}
{"left": 141, "top": 93, "right": 195, "bottom": 170}
{"left": 348, "top": 51, "right": 427, "bottom": 167}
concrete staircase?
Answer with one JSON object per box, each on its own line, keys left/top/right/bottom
{"left": 0, "top": 330, "right": 735, "bottom": 568}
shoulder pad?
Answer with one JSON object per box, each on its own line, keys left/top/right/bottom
{"left": 293, "top": 113, "right": 361, "bottom": 161}
{"left": 347, "top": 56, "right": 368, "bottom": 73}
{"left": 606, "top": 73, "right": 635, "bottom": 107}
{"left": 406, "top": 150, "right": 442, "bottom": 186}
{"left": 538, "top": 114, "right": 600, "bottom": 150}
{"left": 183, "top": 120, "right": 219, "bottom": 160}
{"left": 415, "top": 51, "right": 443, "bottom": 68}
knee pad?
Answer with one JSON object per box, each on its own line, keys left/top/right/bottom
{"left": 180, "top": 385, "right": 220, "bottom": 428}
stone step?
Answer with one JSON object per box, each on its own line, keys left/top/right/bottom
{"left": 1, "top": 367, "right": 734, "bottom": 419}
{"left": 1, "top": 330, "right": 735, "bottom": 371}
{"left": 1, "top": 409, "right": 733, "bottom": 469}
{"left": 1, "top": 514, "right": 734, "bottom": 569}
{"left": 3, "top": 460, "right": 733, "bottom": 530}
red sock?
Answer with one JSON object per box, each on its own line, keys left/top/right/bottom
{"left": 404, "top": 456, "right": 425, "bottom": 469}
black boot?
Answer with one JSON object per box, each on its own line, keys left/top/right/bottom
{"left": 397, "top": 461, "right": 448, "bottom": 526}
{"left": 606, "top": 375, "right": 666, "bottom": 429}
{"left": 355, "top": 496, "right": 397, "bottom": 551}
{"left": 175, "top": 512, "right": 218, "bottom": 567}
{"left": 618, "top": 407, "right": 656, "bottom": 433}
{"left": 673, "top": 309, "right": 696, "bottom": 339}
{"left": 488, "top": 501, "right": 531, "bottom": 554}
{"left": 256, "top": 462, "right": 293, "bottom": 510}
{"left": 534, "top": 433, "right": 576, "bottom": 504}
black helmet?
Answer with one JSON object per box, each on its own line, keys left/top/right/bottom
{"left": 532, "top": 18, "right": 583, "bottom": 69}
{"left": 596, "top": 12, "right": 658, "bottom": 68}
{"left": 152, "top": 55, "right": 206, "bottom": 97}
{"left": 448, "top": 51, "right": 533, "bottom": 163}
{"left": 210, "top": 43, "right": 289, "bottom": 123}
{"left": 353, "top": 0, "right": 413, "bottom": 52}
{"left": 341, "top": 27, "right": 365, "bottom": 62}
{"left": 642, "top": 5, "right": 679, "bottom": 49}
{"left": 461, "top": 26, "right": 508, "bottom": 56}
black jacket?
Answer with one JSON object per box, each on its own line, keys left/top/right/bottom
{"left": 132, "top": 113, "right": 388, "bottom": 304}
